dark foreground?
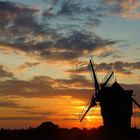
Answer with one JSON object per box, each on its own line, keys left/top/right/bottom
{"left": 0, "top": 122, "right": 140, "bottom": 140}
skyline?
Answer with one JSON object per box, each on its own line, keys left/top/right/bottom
{"left": 0, "top": 0, "right": 140, "bottom": 129}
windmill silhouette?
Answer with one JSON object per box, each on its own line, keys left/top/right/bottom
{"left": 80, "top": 59, "right": 140, "bottom": 129}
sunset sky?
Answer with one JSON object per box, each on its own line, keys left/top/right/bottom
{"left": 0, "top": 0, "right": 140, "bottom": 129}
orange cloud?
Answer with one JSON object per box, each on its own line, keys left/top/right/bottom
{"left": 104, "top": 0, "right": 140, "bottom": 19}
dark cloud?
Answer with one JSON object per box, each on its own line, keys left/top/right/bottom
{"left": 102, "top": 0, "right": 140, "bottom": 19}
{"left": 0, "top": 116, "right": 44, "bottom": 121}
{"left": 43, "top": 0, "right": 91, "bottom": 17}
{"left": 0, "top": 0, "right": 59, "bottom": 48}
{"left": 66, "top": 66, "right": 88, "bottom": 74}
{"left": 0, "top": 65, "right": 14, "bottom": 78}
{"left": 42, "top": 0, "right": 134, "bottom": 21}
{"left": 67, "top": 61, "right": 140, "bottom": 75}
{"left": 18, "top": 62, "right": 40, "bottom": 70}
{"left": 86, "top": 19, "right": 102, "bottom": 27}
{"left": 55, "top": 75, "right": 92, "bottom": 88}
{"left": 42, "top": 0, "right": 109, "bottom": 33}
{"left": 0, "top": 100, "right": 33, "bottom": 109}
{"left": 96, "top": 61, "right": 140, "bottom": 74}
{"left": 58, "top": 1, "right": 81, "bottom": 16}
{"left": 96, "top": 62, "right": 131, "bottom": 74}
{"left": 0, "top": 30, "right": 117, "bottom": 61}
{"left": 0, "top": 1, "right": 120, "bottom": 62}
{"left": 103, "top": 0, "right": 128, "bottom": 4}
{"left": 0, "top": 1, "right": 38, "bottom": 14}
{"left": 0, "top": 1, "right": 39, "bottom": 34}
{"left": 42, "top": 0, "right": 112, "bottom": 18}
{"left": 17, "top": 110, "right": 52, "bottom": 116}
{"left": 0, "top": 100, "right": 20, "bottom": 108}
{"left": 0, "top": 75, "right": 92, "bottom": 100}
{"left": 0, "top": 99, "right": 53, "bottom": 118}
{"left": 41, "top": 31, "right": 116, "bottom": 60}
{"left": 0, "top": 75, "right": 139, "bottom": 104}
{"left": 43, "top": 6, "right": 55, "bottom": 17}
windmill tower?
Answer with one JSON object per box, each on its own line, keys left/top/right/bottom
{"left": 80, "top": 59, "right": 140, "bottom": 130}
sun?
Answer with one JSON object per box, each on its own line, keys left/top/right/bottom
{"left": 85, "top": 115, "right": 93, "bottom": 122}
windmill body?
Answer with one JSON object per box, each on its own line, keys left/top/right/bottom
{"left": 99, "top": 81, "right": 133, "bottom": 129}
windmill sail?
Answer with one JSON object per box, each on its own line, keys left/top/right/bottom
{"left": 80, "top": 59, "right": 99, "bottom": 123}
{"left": 132, "top": 98, "right": 140, "bottom": 108}
{"left": 101, "top": 71, "right": 114, "bottom": 89}
{"left": 89, "top": 59, "right": 100, "bottom": 93}
{"left": 80, "top": 59, "right": 114, "bottom": 124}
{"left": 80, "top": 96, "right": 96, "bottom": 122}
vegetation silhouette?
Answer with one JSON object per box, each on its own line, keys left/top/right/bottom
{"left": 0, "top": 121, "right": 140, "bottom": 140}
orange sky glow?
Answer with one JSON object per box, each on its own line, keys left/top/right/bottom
{"left": 0, "top": 0, "right": 140, "bottom": 130}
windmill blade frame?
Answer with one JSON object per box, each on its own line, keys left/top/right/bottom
{"left": 80, "top": 59, "right": 99, "bottom": 123}
{"left": 89, "top": 59, "right": 100, "bottom": 93}
{"left": 132, "top": 98, "right": 140, "bottom": 108}
{"left": 80, "top": 97, "right": 97, "bottom": 122}
{"left": 101, "top": 71, "right": 114, "bottom": 90}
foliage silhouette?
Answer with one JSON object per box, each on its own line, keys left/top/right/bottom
{"left": 0, "top": 121, "right": 140, "bottom": 140}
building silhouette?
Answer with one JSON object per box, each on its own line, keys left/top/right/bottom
{"left": 99, "top": 81, "right": 133, "bottom": 129}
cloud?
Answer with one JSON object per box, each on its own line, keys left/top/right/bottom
{"left": 0, "top": 1, "right": 40, "bottom": 34}
{"left": 43, "top": 0, "right": 105, "bottom": 17}
{"left": 0, "top": 116, "right": 44, "bottom": 121}
{"left": 0, "top": 1, "right": 122, "bottom": 63}
{"left": 0, "top": 98, "right": 54, "bottom": 119}
{"left": 0, "top": 74, "right": 140, "bottom": 102}
{"left": 0, "top": 65, "right": 14, "bottom": 78}
{"left": 0, "top": 1, "right": 58, "bottom": 46}
{"left": 96, "top": 61, "right": 140, "bottom": 74}
{"left": 43, "top": 0, "right": 140, "bottom": 21}
{"left": 17, "top": 62, "right": 40, "bottom": 72}
{"left": 55, "top": 75, "right": 92, "bottom": 89}
{"left": 66, "top": 61, "right": 140, "bottom": 75}
{"left": 0, "top": 30, "right": 117, "bottom": 62}
{"left": 0, "top": 75, "right": 92, "bottom": 99}
{"left": 66, "top": 66, "right": 88, "bottom": 74}
{"left": 20, "top": 62, "right": 40, "bottom": 68}
{"left": 103, "top": 0, "right": 140, "bottom": 19}
{"left": 0, "top": 100, "right": 20, "bottom": 108}
{"left": 0, "top": 100, "right": 33, "bottom": 109}
{"left": 96, "top": 61, "right": 131, "bottom": 74}
{"left": 86, "top": 18, "right": 102, "bottom": 28}
{"left": 17, "top": 110, "right": 53, "bottom": 116}
{"left": 0, "top": 0, "right": 137, "bottom": 79}
{"left": 57, "top": 1, "right": 81, "bottom": 16}
{"left": 40, "top": 31, "right": 116, "bottom": 60}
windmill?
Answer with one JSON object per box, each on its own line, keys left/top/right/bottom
{"left": 80, "top": 59, "right": 140, "bottom": 129}
{"left": 79, "top": 59, "right": 114, "bottom": 123}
